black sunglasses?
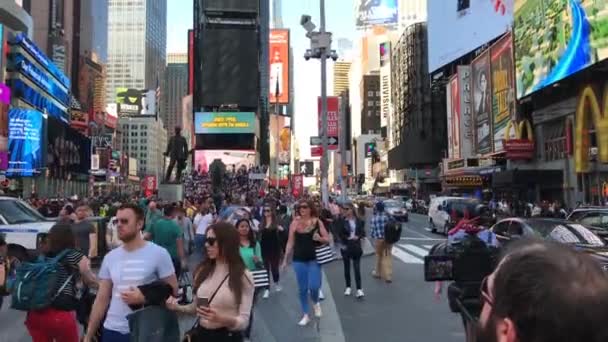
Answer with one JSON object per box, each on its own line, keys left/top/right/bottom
{"left": 299, "top": 205, "right": 310, "bottom": 209}
{"left": 205, "top": 237, "right": 217, "bottom": 246}
{"left": 263, "top": 209, "right": 272, "bottom": 213}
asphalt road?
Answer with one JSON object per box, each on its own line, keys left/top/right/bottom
{"left": 0, "top": 213, "right": 464, "bottom": 342}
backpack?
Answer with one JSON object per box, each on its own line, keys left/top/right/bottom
{"left": 384, "top": 217, "right": 402, "bottom": 244}
{"left": 9, "top": 249, "right": 74, "bottom": 311}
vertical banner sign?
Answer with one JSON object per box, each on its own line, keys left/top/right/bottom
{"left": 472, "top": 51, "right": 492, "bottom": 154}
{"left": 292, "top": 174, "right": 303, "bottom": 197}
{"left": 491, "top": 33, "right": 514, "bottom": 152}
{"left": 188, "top": 29, "right": 194, "bottom": 95}
{"left": 450, "top": 75, "right": 461, "bottom": 159}
{"left": 278, "top": 126, "right": 291, "bottom": 164}
{"left": 269, "top": 29, "right": 290, "bottom": 104}
{"left": 318, "top": 96, "right": 340, "bottom": 137}
{"left": 143, "top": 175, "right": 157, "bottom": 198}
{"left": 458, "top": 65, "right": 473, "bottom": 158}
{"left": 446, "top": 82, "right": 453, "bottom": 158}
{"left": 379, "top": 42, "right": 391, "bottom": 128}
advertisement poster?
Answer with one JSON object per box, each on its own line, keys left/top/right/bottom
{"left": 143, "top": 175, "right": 157, "bottom": 198}
{"left": 472, "top": 51, "right": 493, "bottom": 154}
{"left": 355, "top": 0, "right": 398, "bottom": 28}
{"left": 195, "top": 112, "right": 256, "bottom": 134}
{"left": 318, "top": 96, "right": 339, "bottom": 137}
{"left": 269, "top": 29, "right": 290, "bottom": 104}
{"left": 427, "top": 0, "right": 513, "bottom": 72}
{"left": 278, "top": 126, "right": 291, "bottom": 165}
{"left": 515, "top": 0, "right": 608, "bottom": 99}
{"left": 194, "top": 150, "right": 255, "bottom": 173}
{"left": 458, "top": 65, "right": 473, "bottom": 158}
{"left": 292, "top": 174, "right": 303, "bottom": 197}
{"left": 446, "top": 81, "right": 453, "bottom": 158}
{"left": 0, "top": 84, "right": 9, "bottom": 169}
{"left": 6, "top": 108, "right": 47, "bottom": 177}
{"left": 450, "top": 75, "right": 461, "bottom": 159}
{"left": 47, "top": 116, "right": 91, "bottom": 178}
{"left": 380, "top": 42, "right": 391, "bottom": 128}
{"left": 188, "top": 29, "right": 194, "bottom": 95}
{"left": 491, "top": 34, "right": 515, "bottom": 152}
{"left": 116, "top": 88, "right": 155, "bottom": 115}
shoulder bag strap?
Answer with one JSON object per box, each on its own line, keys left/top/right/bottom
{"left": 208, "top": 274, "right": 230, "bottom": 305}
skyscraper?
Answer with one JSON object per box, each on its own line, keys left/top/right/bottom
{"left": 163, "top": 54, "right": 188, "bottom": 131}
{"left": 107, "top": 0, "right": 167, "bottom": 104}
{"left": 399, "top": 0, "right": 427, "bottom": 31}
{"left": 270, "top": 0, "right": 283, "bottom": 28}
{"left": 333, "top": 61, "right": 351, "bottom": 96}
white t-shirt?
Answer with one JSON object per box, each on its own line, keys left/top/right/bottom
{"left": 194, "top": 213, "right": 214, "bottom": 236}
{"left": 99, "top": 242, "right": 175, "bottom": 334}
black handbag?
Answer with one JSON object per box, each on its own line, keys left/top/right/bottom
{"left": 182, "top": 274, "right": 231, "bottom": 342}
{"left": 345, "top": 240, "right": 363, "bottom": 258}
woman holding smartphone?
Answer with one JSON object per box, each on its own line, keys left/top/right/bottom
{"left": 282, "top": 200, "right": 330, "bottom": 326}
{"left": 166, "top": 222, "right": 254, "bottom": 342}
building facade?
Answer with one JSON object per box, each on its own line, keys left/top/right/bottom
{"left": 119, "top": 116, "right": 167, "bottom": 178}
{"left": 333, "top": 61, "right": 351, "bottom": 97}
{"left": 163, "top": 55, "right": 187, "bottom": 130}
{"left": 107, "top": 0, "right": 167, "bottom": 104}
{"left": 361, "top": 73, "right": 381, "bottom": 135}
{"left": 399, "top": 0, "right": 427, "bottom": 32}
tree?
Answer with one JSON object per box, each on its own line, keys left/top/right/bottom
{"left": 208, "top": 159, "right": 226, "bottom": 193}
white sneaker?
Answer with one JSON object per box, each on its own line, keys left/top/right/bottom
{"left": 319, "top": 289, "right": 325, "bottom": 301}
{"left": 356, "top": 289, "right": 365, "bottom": 298}
{"left": 275, "top": 284, "right": 282, "bottom": 292}
{"left": 344, "top": 287, "right": 352, "bottom": 296}
{"left": 262, "top": 289, "right": 270, "bottom": 299}
{"left": 313, "top": 303, "right": 322, "bottom": 318}
{"left": 298, "top": 314, "right": 311, "bottom": 326}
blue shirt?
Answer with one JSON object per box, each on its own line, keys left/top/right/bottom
{"left": 371, "top": 213, "right": 390, "bottom": 239}
{"left": 448, "top": 229, "right": 499, "bottom": 248}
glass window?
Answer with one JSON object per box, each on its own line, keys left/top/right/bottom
{"left": 0, "top": 199, "right": 46, "bottom": 224}
{"left": 376, "top": 91, "right": 381, "bottom": 96}
{"left": 367, "top": 110, "right": 372, "bottom": 117}
{"left": 368, "top": 91, "right": 374, "bottom": 96}
{"left": 131, "top": 125, "right": 137, "bottom": 129}
{"left": 367, "top": 101, "right": 373, "bottom": 106}
{"left": 140, "top": 125, "right": 147, "bottom": 129}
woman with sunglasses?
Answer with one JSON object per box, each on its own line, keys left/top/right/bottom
{"left": 282, "top": 200, "right": 330, "bottom": 326}
{"left": 259, "top": 205, "right": 285, "bottom": 298}
{"left": 236, "top": 219, "right": 263, "bottom": 342}
{"left": 166, "top": 222, "right": 254, "bottom": 342}
{"left": 337, "top": 202, "right": 366, "bottom": 298}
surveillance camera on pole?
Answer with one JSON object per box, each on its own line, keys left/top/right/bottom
{"left": 300, "top": 1, "right": 337, "bottom": 207}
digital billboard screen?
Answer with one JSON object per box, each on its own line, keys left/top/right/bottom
{"left": 47, "top": 116, "right": 91, "bottom": 178}
{"left": 355, "top": 0, "right": 398, "bottom": 29}
{"left": 269, "top": 29, "right": 290, "bottom": 104}
{"left": 6, "top": 108, "right": 47, "bottom": 177}
{"left": 491, "top": 34, "right": 515, "bottom": 152}
{"left": 514, "top": 0, "right": 608, "bottom": 99}
{"left": 427, "top": 0, "right": 513, "bottom": 72}
{"left": 195, "top": 112, "right": 256, "bottom": 134}
{"left": 116, "top": 88, "right": 155, "bottom": 115}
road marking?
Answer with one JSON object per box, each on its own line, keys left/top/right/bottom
{"left": 399, "top": 244, "right": 431, "bottom": 258}
{"left": 403, "top": 226, "right": 435, "bottom": 239}
{"left": 392, "top": 246, "right": 423, "bottom": 264}
{"left": 423, "top": 244, "right": 435, "bottom": 249}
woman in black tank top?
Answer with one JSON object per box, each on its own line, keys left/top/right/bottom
{"left": 282, "top": 200, "right": 330, "bottom": 326}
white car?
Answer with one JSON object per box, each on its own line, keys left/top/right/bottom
{"left": 0, "top": 196, "right": 55, "bottom": 251}
{"left": 428, "top": 197, "right": 480, "bottom": 235}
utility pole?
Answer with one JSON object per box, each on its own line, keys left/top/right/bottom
{"left": 339, "top": 93, "right": 347, "bottom": 203}
{"left": 319, "top": 0, "right": 329, "bottom": 207}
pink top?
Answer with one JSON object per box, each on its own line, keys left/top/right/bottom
{"left": 194, "top": 262, "right": 254, "bottom": 331}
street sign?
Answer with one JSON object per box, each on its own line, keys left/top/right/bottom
{"left": 310, "top": 136, "right": 339, "bottom": 150}
{"left": 311, "top": 146, "right": 323, "bottom": 157}
{"left": 92, "top": 134, "right": 113, "bottom": 148}
{"left": 318, "top": 96, "right": 340, "bottom": 137}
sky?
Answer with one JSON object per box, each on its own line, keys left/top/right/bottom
{"left": 166, "top": 0, "right": 358, "bottom": 159}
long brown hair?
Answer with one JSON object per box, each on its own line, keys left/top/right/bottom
{"left": 193, "top": 222, "right": 248, "bottom": 305}
{"left": 261, "top": 205, "right": 278, "bottom": 228}
{"left": 298, "top": 199, "right": 319, "bottom": 218}
{"left": 48, "top": 223, "right": 76, "bottom": 254}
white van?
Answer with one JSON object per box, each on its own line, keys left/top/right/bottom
{"left": 0, "top": 197, "right": 55, "bottom": 251}
{"left": 428, "top": 197, "right": 480, "bottom": 235}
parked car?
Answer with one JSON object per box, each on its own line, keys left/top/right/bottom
{"left": 567, "top": 207, "right": 608, "bottom": 241}
{"left": 0, "top": 196, "right": 55, "bottom": 253}
{"left": 383, "top": 199, "right": 408, "bottom": 222}
{"left": 490, "top": 217, "right": 608, "bottom": 269}
{"left": 428, "top": 197, "right": 480, "bottom": 235}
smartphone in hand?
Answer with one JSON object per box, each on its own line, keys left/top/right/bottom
{"left": 197, "top": 297, "right": 209, "bottom": 308}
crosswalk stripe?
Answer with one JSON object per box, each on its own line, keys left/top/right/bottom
{"left": 399, "top": 244, "right": 431, "bottom": 258}
{"left": 392, "top": 246, "right": 423, "bottom": 264}
{"left": 423, "top": 244, "right": 434, "bottom": 249}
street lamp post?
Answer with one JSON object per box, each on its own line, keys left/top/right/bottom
{"left": 301, "top": 0, "right": 337, "bottom": 207}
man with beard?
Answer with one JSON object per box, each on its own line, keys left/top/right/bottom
{"left": 84, "top": 204, "right": 178, "bottom": 342}
{"left": 475, "top": 240, "right": 608, "bottom": 342}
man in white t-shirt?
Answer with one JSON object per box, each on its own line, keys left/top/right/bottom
{"left": 84, "top": 204, "right": 177, "bottom": 342}
{"left": 193, "top": 197, "right": 214, "bottom": 257}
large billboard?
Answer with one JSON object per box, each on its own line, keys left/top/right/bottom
{"left": 515, "top": 0, "right": 608, "bottom": 99}
{"left": 278, "top": 126, "right": 291, "bottom": 165}
{"left": 6, "top": 108, "right": 47, "bottom": 177}
{"left": 427, "top": 0, "right": 513, "bottom": 72}
{"left": 188, "top": 29, "right": 194, "bottom": 95}
{"left": 116, "top": 88, "right": 156, "bottom": 116}
{"left": 355, "top": 0, "right": 398, "bottom": 28}
{"left": 194, "top": 150, "right": 255, "bottom": 173}
{"left": 458, "top": 65, "right": 474, "bottom": 158}
{"left": 491, "top": 33, "right": 515, "bottom": 152}
{"left": 380, "top": 41, "right": 391, "bottom": 128}
{"left": 269, "top": 29, "right": 290, "bottom": 104}
{"left": 47, "top": 116, "right": 91, "bottom": 178}
{"left": 472, "top": 51, "right": 493, "bottom": 155}
{"left": 195, "top": 112, "right": 256, "bottom": 134}
{"left": 318, "top": 96, "right": 339, "bottom": 137}
{"left": 0, "top": 84, "right": 9, "bottom": 169}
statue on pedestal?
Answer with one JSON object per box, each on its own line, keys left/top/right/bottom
{"left": 164, "top": 126, "right": 189, "bottom": 183}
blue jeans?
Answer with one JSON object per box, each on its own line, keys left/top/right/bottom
{"left": 293, "top": 261, "right": 322, "bottom": 315}
{"left": 194, "top": 234, "right": 206, "bottom": 257}
{"left": 102, "top": 328, "right": 130, "bottom": 342}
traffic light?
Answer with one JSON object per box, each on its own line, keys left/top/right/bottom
{"left": 365, "top": 142, "right": 376, "bottom": 157}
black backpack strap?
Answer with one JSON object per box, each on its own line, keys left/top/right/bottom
{"left": 208, "top": 274, "right": 229, "bottom": 305}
